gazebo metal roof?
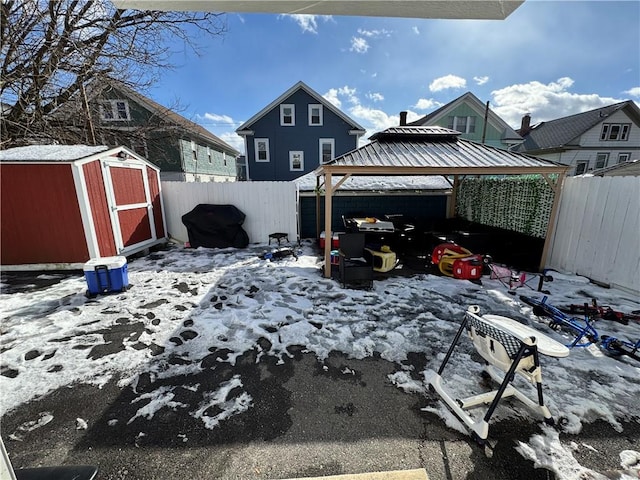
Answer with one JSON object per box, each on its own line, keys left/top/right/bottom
{"left": 314, "top": 126, "right": 569, "bottom": 278}
{"left": 315, "top": 127, "right": 565, "bottom": 176}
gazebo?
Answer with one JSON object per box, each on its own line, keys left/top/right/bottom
{"left": 314, "top": 126, "right": 569, "bottom": 278}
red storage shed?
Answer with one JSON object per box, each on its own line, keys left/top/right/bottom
{"left": 0, "top": 145, "right": 167, "bottom": 269}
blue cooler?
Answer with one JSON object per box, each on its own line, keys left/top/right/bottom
{"left": 83, "top": 256, "right": 129, "bottom": 296}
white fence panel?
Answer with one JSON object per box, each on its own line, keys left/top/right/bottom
{"left": 161, "top": 181, "right": 298, "bottom": 245}
{"left": 548, "top": 176, "right": 640, "bottom": 294}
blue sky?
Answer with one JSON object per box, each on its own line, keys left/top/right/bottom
{"left": 147, "top": 1, "right": 640, "bottom": 153}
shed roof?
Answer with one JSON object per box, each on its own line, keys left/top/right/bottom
{"left": 315, "top": 126, "right": 566, "bottom": 176}
{"left": 0, "top": 145, "right": 109, "bottom": 162}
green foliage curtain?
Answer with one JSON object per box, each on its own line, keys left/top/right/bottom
{"left": 456, "top": 176, "right": 555, "bottom": 238}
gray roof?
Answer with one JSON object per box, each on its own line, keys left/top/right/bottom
{"left": 515, "top": 100, "right": 640, "bottom": 153}
{"left": 590, "top": 158, "right": 640, "bottom": 177}
{"left": 317, "top": 126, "right": 564, "bottom": 175}
{"left": 0, "top": 145, "right": 109, "bottom": 162}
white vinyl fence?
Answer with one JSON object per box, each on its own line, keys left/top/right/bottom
{"left": 160, "top": 178, "right": 639, "bottom": 294}
{"left": 547, "top": 176, "right": 640, "bottom": 295}
{"left": 161, "top": 181, "right": 298, "bottom": 245}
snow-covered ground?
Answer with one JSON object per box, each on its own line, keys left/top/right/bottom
{"left": 1, "top": 241, "right": 639, "bottom": 478}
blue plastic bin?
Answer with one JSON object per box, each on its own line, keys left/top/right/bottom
{"left": 83, "top": 256, "right": 128, "bottom": 296}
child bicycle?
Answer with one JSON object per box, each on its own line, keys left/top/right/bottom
{"left": 519, "top": 295, "right": 599, "bottom": 348}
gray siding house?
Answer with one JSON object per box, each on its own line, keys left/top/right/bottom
{"left": 514, "top": 100, "right": 640, "bottom": 176}
{"left": 236, "top": 81, "right": 365, "bottom": 181}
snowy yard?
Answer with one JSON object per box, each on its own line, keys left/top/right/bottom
{"left": 1, "top": 241, "right": 639, "bottom": 479}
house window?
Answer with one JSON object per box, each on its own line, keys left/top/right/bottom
{"left": 309, "top": 104, "right": 323, "bottom": 126}
{"left": 600, "top": 123, "right": 630, "bottom": 141}
{"left": 280, "top": 104, "right": 295, "bottom": 126}
{"left": 130, "top": 138, "right": 147, "bottom": 157}
{"left": 595, "top": 153, "right": 609, "bottom": 169}
{"left": 223, "top": 151, "right": 227, "bottom": 166}
{"left": 289, "top": 151, "right": 304, "bottom": 171}
{"left": 100, "top": 100, "right": 131, "bottom": 121}
{"left": 191, "top": 140, "right": 197, "bottom": 161}
{"left": 319, "top": 138, "right": 335, "bottom": 164}
{"left": 255, "top": 138, "right": 270, "bottom": 162}
{"left": 447, "top": 115, "right": 476, "bottom": 134}
{"left": 618, "top": 153, "right": 630, "bottom": 163}
{"left": 207, "top": 146, "right": 212, "bottom": 164}
{"left": 575, "top": 161, "right": 588, "bottom": 175}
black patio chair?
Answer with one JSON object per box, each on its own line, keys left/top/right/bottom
{"left": 338, "top": 233, "right": 373, "bottom": 289}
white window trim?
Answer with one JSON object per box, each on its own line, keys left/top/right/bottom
{"left": 191, "top": 140, "right": 198, "bottom": 161}
{"left": 618, "top": 153, "right": 631, "bottom": 163}
{"left": 254, "top": 138, "right": 270, "bottom": 162}
{"left": 575, "top": 160, "right": 589, "bottom": 175}
{"left": 308, "top": 104, "right": 323, "bottom": 126}
{"left": 100, "top": 100, "right": 131, "bottom": 121}
{"left": 600, "top": 123, "right": 631, "bottom": 141}
{"left": 448, "top": 115, "right": 476, "bottom": 134}
{"left": 319, "top": 138, "right": 335, "bottom": 164}
{"left": 289, "top": 151, "right": 304, "bottom": 171}
{"left": 280, "top": 104, "right": 295, "bottom": 126}
{"left": 595, "top": 152, "right": 609, "bottom": 169}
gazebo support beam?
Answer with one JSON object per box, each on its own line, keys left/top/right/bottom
{"left": 447, "top": 175, "right": 460, "bottom": 218}
{"left": 323, "top": 172, "right": 334, "bottom": 278}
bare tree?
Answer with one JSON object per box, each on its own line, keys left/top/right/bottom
{"left": 0, "top": 0, "right": 226, "bottom": 147}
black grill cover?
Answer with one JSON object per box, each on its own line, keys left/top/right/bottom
{"left": 181, "top": 204, "right": 250, "bottom": 249}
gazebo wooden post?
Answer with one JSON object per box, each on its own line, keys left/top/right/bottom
{"left": 447, "top": 175, "right": 460, "bottom": 218}
{"left": 323, "top": 172, "right": 334, "bottom": 278}
{"left": 539, "top": 171, "right": 567, "bottom": 270}
{"left": 315, "top": 175, "right": 321, "bottom": 239}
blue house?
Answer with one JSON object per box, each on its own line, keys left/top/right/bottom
{"left": 236, "top": 81, "right": 365, "bottom": 181}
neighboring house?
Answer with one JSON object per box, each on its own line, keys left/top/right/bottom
{"left": 405, "top": 91, "right": 522, "bottom": 150}
{"left": 514, "top": 100, "right": 640, "bottom": 176}
{"left": 48, "top": 77, "right": 240, "bottom": 182}
{"left": 235, "top": 81, "right": 365, "bottom": 181}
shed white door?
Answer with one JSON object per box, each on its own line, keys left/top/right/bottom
{"left": 103, "top": 160, "right": 158, "bottom": 254}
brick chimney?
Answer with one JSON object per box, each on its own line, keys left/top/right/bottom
{"left": 399, "top": 111, "right": 408, "bottom": 126}
{"left": 519, "top": 113, "right": 531, "bottom": 134}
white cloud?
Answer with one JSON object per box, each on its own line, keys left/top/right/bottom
{"left": 412, "top": 98, "right": 442, "bottom": 111}
{"left": 351, "top": 104, "right": 396, "bottom": 129}
{"left": 412, "top": 26, "right": 420, "bottom": 35}
{"left": 203, "top": 113, "right": 235, "bottom": 125}
{"left": 491, "top": 77, "right": 624, "bottom": 127}
{"left": 429, "top": 75, "right": 466, "bottom": 92}
{"left": 323, "top": 86, "right": 358, "bottom": 109}
{"left": 624, "top": 87, "right": 640, "bottom": 98}
{"left": 357, "top": 28, "right": 392, "bottom": 38}
{"left": 284, "top": 14, "right": 332, "bottom": 34}
{"left": 350, "top": 36, "right": 369, "bottom": 53}
{"left": 367, "top": 92, "right": 384, "bottom": 102}
{"left": 474, "top": 76, "right": 489, "bottom": 86}
{"left": 323, "top": 85, "right": 396, "bottom": 141}
{"left": 219, "top": 132, "right": 244, "bottom": 153}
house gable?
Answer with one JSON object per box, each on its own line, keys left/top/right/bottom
{"left": 237, "top": 81, "right": 365, "bottom": 181}
{"left": 408, "top": 92, "right": 521, "bottom": 149}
